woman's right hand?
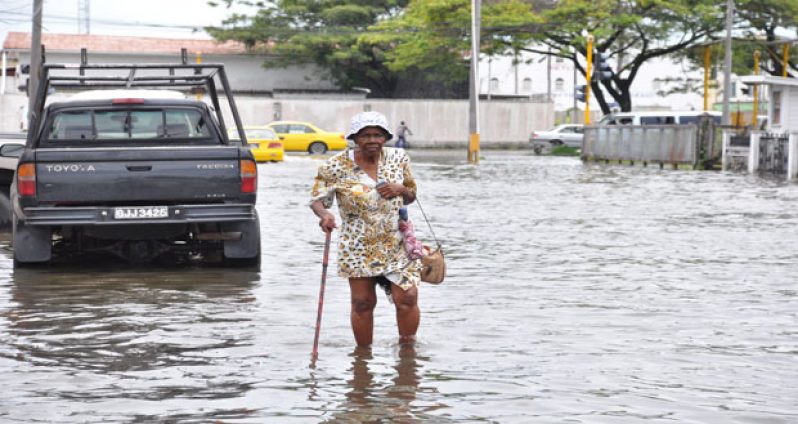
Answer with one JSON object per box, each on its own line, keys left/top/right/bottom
{"left": 319, "top": 212, "right": 337, "bottom": 233}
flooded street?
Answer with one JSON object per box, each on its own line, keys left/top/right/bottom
{"left": 1, "top": 149, "right": 797, "bottom": 423}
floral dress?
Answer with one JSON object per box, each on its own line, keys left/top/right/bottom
{"left": 310, "top": 147, "right": 421, "bottom": 290}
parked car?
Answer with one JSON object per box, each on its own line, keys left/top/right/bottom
{"left": 598, "top": 111, "right": 721, "bottom": 125}
{"left": 529, "top": 124, "right": 584, "bottom": 148}
{"left": 228, "top": 126, "right": 284, "bottom": 162}
{"left": 265, "top": 121, "right": 346, "bottom": 154}
{"left": 9, "top": 63, "right": 260, "bottom": 266}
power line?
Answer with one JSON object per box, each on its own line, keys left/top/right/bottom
{"left": 0, "top": 10, "right": 203, "bottom": 31}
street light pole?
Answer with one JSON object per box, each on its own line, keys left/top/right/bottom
{"left": 721, "top": 0, "right": 734, "bottom": 126}
{"left": 468, "top": 0, "right": 481, "bottom": 164}
{"left": 584, "top": 35, "right": 594, "bottom": 125}
{"left": 28, "top": 0, "right": 43, "bottom": 124}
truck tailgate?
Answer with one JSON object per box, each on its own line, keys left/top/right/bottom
{"left": 34, "top": 147, "right": 244, "bottom": 204}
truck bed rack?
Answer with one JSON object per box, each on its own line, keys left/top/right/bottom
{"left": 29, "top": 61, "right": 246, "bottom": 145}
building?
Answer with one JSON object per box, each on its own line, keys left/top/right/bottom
{"left": 478, "top": 48, "right": 734, "bottom": 122}
{"left": 0, "top": 31, "right": 340, "bottom": 97}
{"left": 740, "top": 75, "right": 798, "bottom": 133}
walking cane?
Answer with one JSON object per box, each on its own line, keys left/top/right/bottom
{"left": 311, "top": 229, "right": 332, "bottom": 365}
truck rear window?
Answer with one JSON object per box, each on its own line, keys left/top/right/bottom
{"left": 45, "top": 108, "right": 212, "bottom": 142}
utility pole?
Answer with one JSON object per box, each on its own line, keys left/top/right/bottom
{"left": 584, "top": 35, "right": 593, "bottom": 125}
{"left": 572, "top": 48, "right": 577, "bottom": 122}
{"left": 783, "top": 43, "right": 790, "bottom": 77}
{"left": 703, "top": 45, "right": 711, "bottom": 111}
{"left": 468, "top": 0, "right": 481, "bottom": 164}
{"left": 752, "top": 50, "right": 760, "bottom": 128}
{"left": 78, "top": 0, "right": 90, "bottom": 34}
{"left": 721, "top": 0, "right": 734, "bottom": 126}
{"left": 28, "top": 0, "right": 43, "bottom": 124}
{"left": 547, "top": 47, "right": 552, "bottom": 102}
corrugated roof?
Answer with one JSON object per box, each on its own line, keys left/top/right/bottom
{"left": 2, "top": 31, "right": 248, "bottom": 55}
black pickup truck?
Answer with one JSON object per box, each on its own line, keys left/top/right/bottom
{"left": 8, "top": 63, "right": 260, "bottom": 266}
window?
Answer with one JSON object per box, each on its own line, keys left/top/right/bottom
{"left": 49, "top": 110, "right": 93, "bottom": 139}
{"left": 555, "top": 78, "right": 564, "bottom": 91}
{"left": 772, "top": 91, "right": 782, "bottom": 125}
{"left": 271, "top": 124, "right": 290, "bottom": 133}
{"left": 46, "top": 108, "right": 210, "bottom": 142}
{"left": 489, "top": 78, "right": 499, "bottom": 91}
{"left": 246, "top": 129, "right": 277, "bottom": 139}
{"left": 522, "top": 77, "right": 532, "bottom": 92}
{"left": 289, "top": 124, "right": 314, "bottom": 134}
{"left": 680, "top": 116, "right": 698, "bottom": 124}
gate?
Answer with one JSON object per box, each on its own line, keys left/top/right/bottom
{"left": 757, "top": 132, "right": 789, "bottom": 174}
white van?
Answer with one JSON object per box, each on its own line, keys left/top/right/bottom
{"left": 598, "top": 111, "right": 721, "bottom": 125}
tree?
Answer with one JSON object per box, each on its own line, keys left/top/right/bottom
{"left": 735, "top": 0, "right": 798, "bottom": 77}
{"left": 207, "top": 0, "right": 410, "bottom": 97}
{"left": 378, "top": 0, "right": 726, "bottom": 114}
{"left": 498, "top": 0, "right": 729, "bottom": 114}
{"left": 671, "top": 0, "right": 798, "bottom": 99}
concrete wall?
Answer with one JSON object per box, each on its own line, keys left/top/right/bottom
{"left": 1, "top": 92, "right": 553, "bottom": 147}
{"left": 228, "top": 96, "right": 553, "bottom": 147}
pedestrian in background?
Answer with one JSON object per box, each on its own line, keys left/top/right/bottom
{"left": 395, "top": 121, "right": 412, "bottom": 148}
{"left": 310, "top": 111, "right": 422, "bottom": 348}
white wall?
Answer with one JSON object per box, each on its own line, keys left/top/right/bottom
{"left": 0, "top": 92, "right": 553, "bottom": 147}
{"left": 787, "top": 87, "right": 798, "bottom": 133}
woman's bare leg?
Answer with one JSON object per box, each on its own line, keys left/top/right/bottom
{"left": 349, "top": 278, "right": 377, "bottom": 347}
{"left": 391, "top": 284, "right": 419, "bottom": 344}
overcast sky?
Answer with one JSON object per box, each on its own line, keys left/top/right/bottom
{"left": 0, "top": 0, "right": 257, "bottom": 43}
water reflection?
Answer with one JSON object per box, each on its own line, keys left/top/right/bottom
{"left": 5, "top": 267, "right": 259, "bottom": 402}
{"left": 322, "top": 344, "right": 450, "bottom": 423}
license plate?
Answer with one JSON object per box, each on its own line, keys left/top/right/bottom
{"left": 114, "top": 206, "right": 168, "bottom": 220}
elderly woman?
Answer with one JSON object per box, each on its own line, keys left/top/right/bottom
{"left": 310, "top": 111, "right": 422, "bottom": 347}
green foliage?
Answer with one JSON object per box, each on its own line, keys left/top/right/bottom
{"left": 549, "top": 145, "right": 580, "bottom": 156}
{"left": 679, "top": 0, "right": 798, "bottom": 78}
{"left": 206, "top": 0, "right": 797, "bottom": 105}
{"left": 368, "top": 0, "right": 473, "bottom": 81}
{"left": 207, "top": 0, "right": 409, "bottom": 97}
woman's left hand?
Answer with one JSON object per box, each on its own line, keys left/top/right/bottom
{"left": 377, "top": 182, "right": 406, "bottom": 199}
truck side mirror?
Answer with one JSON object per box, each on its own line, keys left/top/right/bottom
{"left": 0, "top": 143, "right": 24, "bottom": 158}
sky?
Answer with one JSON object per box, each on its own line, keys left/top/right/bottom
{"left": 0, "top": 0, "right": 257, "bottom": 43}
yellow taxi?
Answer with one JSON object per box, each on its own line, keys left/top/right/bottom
{"left": 265, "top": 121, "right": 347, "bottom": 154}
{"left": 228, "top": 126, "right": 284, "bottom": 162}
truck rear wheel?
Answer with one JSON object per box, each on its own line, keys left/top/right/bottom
{"left": 13, "top": 217, "right": 52, "bottom": 266}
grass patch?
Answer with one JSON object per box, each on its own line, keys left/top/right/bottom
{"left": 549, "top": 146, "right": 580, "bottom": 156}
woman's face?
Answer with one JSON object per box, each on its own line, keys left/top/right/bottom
{"left": 355, "top": 126, "right": 388, "bottom": 155}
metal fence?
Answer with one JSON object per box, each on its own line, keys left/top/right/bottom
{"left": 582, "top": 125, "right": 699, "bottom": 166}
{"left": 757, "top": 132, "right": 789, "bottom": 174}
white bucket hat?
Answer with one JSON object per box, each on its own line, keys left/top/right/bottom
{"left": 346, "top": 111, "right": 394, "bottom": 141}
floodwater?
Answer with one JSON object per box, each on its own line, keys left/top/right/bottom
{"left": 1, "top": 150, "right": 797, "bottom": 423}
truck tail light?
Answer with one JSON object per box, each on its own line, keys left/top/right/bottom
{"left": 17, "top": 163, "right": 36, "bottom": 197}
{"left": 240, "top": 159, "right": 257, "bottom": 193}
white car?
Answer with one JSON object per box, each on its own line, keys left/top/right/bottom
{"left": 529, "top": 124, "right": 584, "bottom": 148}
